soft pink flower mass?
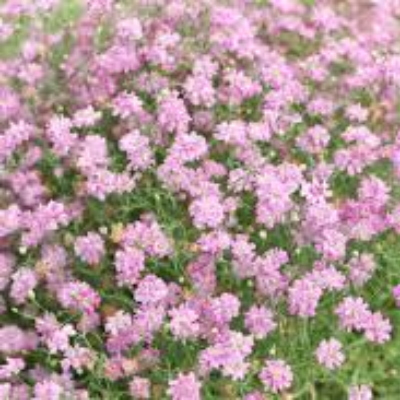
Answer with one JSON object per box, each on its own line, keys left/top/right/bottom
{"left": 0, "top": 0, "right": 399, "bottom": 398}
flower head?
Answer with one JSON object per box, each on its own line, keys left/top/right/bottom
{"left": 316, "top": 338, "right": 345, "bottom": 370}
{"left": 259, "top": 359, "right": 293, "bottom": 393}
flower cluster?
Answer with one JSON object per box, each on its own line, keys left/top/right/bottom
{"left": 0, "top": 0, "right": 399, "bottom": 398}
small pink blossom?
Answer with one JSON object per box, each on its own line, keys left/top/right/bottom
{"left": 259, "top": 359, "right": 293, "bottom": 393}
{"left": 348, "top": 385, "right": 373, "bottom": 400}
{"left": 316, "top": 338, "right": 345, "bottom": 370}
{"left": 167, "top": 372, "right": 201, "bottom": 400}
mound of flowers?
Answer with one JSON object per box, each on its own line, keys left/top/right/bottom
{"left": 0, "top": 0, "right": 400, "bottom": 398}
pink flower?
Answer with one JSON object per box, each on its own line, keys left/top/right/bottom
{"left": 245, "top": 306, "right": 276, "bottom": 339}
{"left": 256, "top": 164, "right": 303, "bottom": 228}
{"left": 77, "top": 135, "right": 110, "bottom": 173}
{"left": 112, "top": 92, "right": 146, "bottom": 119}
{"left": 0, "top": 326, "right": 38, "bottom": 354}
{"left": 58, "top": 281, "right": 101, "bottom": 315}
{"left": 216, "top": 121, "right": 248, "bottom": 146}
{"left": 0, "top": 87, "right": 20, "bottom": 122}
{"left": 363, "top": 312, "right": 392, "bottom": 344}
{"left": 288, "top": 278, "right": 323, "bottom": 318}
{"left": 121, "top": 217, "right": 173, "bottom": 257}
{"left": 185, "top": 75, "right": 216, "bottom": 107}
{"left": 119, "top": 130, "right": 153, "bottom": 172}
{"left": 315, "top": 228, "right": 347, "bottom": 261}
{"left": 167, "top": 372, "right": 201, "bottom": 400}
{"left": 46, "top": 115, "right": 76, "bottom": 157}
{"left": 231, "top": 234, "right": 257, "bottom": 279}
{"left": 348, "top": 385, "right": 373, "bottom": 400}
{"left": 157, "top": 91, "right": 191, "bottom": 136}
{"left": 315, "top": 338, "right": 345, "bottom": 370}
{"left": 134, "top": 275, "right": 168, "bottom": 305}
{"left": 0, "top": 20, "right": 13, "bottom": 41}
{"left": 170, "top": 132, "right": 208, "bottom": 163}
{"left": 73, "top": 106, "right": 101, "bottom": 128}
{"left": 199, "top": 331, "right": 254, "bottom": 380}
{"left": 85, "top": 169, "right": 135, "bottom": 200}
{"left": 209, "top": 293, "right": 241, "bottom": 325}
{"left": 0, "top": 0, "right": 399, "bottom": 395}
{"left": 10, "top": 268, "right": 37, "bottom": 304}
{"left": 259, "top": 359, "right": 293, "bottom": 393}
{"left": 169, "top": 304, "right": 200, "bottom": 340}
{"left": 116, "top": 18, "right": 143, "bottom": 41}
{"left": 308, "top": 265, "right": 346, "bottom": 292}
{"left": 348, "top": 253, "right": 376, "bottom": 287}
{"left": 346, "top": 104, "right": 369, "bottom": 122}
{"left": 10, "top": 171, "right": 46, "bottom": 207}
{"left": 115, "top": 247, "right": 145, "bottom": 287}
{"left": 98, "top": 46, "right": 140, "bottom": 75}
{"left": 129, "top": 377, "right": 150, "bottom": 399}
{"left": 21, "top": 201, "right": 70, "bottom": 247}
{"left": 297, "top": 125, "right": 330, "bottom": 154}
{"left": 0, "top": 358, "right": 25, "bottom": 380}
{"left": 62, "top": 346, "right": 94, "bottom": 373}
{"left": 393, "top": 284, "right": 400, "bottom": 307}
{"left": 0, "top": 120, "right": 35, "bottom": 163}
{"left": 220, "top": 69, "right": 262, "bottom": 105}
{"left": 74, "top": 232, "right": 105, "bottom": 265}
{"left": 335, "top": 297, "right": 371, "bottom": 332}
{"left": 187, "top": 254, "right": 217, "bottom": 294}
{"left": 190, "top": 195, "right": 225, "bottom": 229}
{"left": 0, "top": 205, "right": 22, "bottom": 238}
{"left": 36, "top": 313, "right": 76, "bottom": 354}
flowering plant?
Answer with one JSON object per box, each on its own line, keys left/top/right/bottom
{"left": 0, "top": 0, "right": 400, "bottom": 399}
